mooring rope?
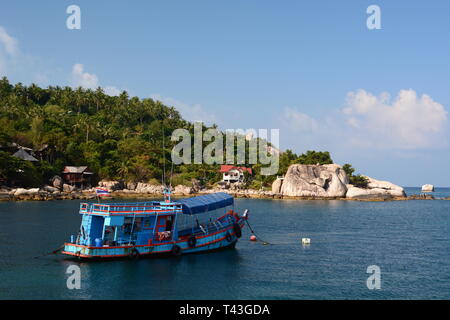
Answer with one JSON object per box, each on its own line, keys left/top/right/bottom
{"left": 33, "top": 245, "right": 64, "bottom": 259}
{"left": 244, "top": 219, "right": 271, "bottom": 245}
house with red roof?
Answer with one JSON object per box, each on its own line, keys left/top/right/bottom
{"left": 219, "top": 165, "right": 252, "bottom": 183}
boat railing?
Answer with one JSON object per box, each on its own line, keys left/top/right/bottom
{"left": 79, "top": 202, "right": 182, "bottom": 215}
{"left": 179, "top": 214, "right": 235, "bottom": 238}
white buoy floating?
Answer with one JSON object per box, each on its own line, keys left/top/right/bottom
{"left": 301, "top": 238, "right": 311, "bottom": 245}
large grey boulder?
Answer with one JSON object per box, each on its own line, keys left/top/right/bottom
{"left": 174, "top": 185, "right": 193, "bottom": 195}
{"left": 365, "top": 176, "right": 404, "bottom": 192}
{"left": 346, "top": 176, "right": 406, "bottom": 200}
{"left": 13, "top": 188, "right": 29, "bottom": 196}
{"left": 272, "top": 178, "right": 283, "bottom": 194}
{"left": 191, "top": 179, "right": 201, "bottom": 192}
{"left": 12, "top": 188, "right": 40, "bottom": 196}
{"left": 126, "top": 182, "right": 137, "bottom": 190}
{"left": 98, "top": 180, "right": 123, "bottom": 191}
{"left": 421, "top": 184, "right": 434, "bottom": 192}
{"left": 44, "top": 185, "right": 59, "bottom": 193}
{"left": 52, "top": 176, "right": 63, "bottom": 190}
{"left": 279, "top": 164, "right": 349, "bottom": 198}
{"left": 346, "top": 187, "right": 394, "bottom": 200}
{"left": 135, "top": 183, "right": 164, "bottom": 194}
{"left": 63, "top": 184, "right": 75, "bottom": 193}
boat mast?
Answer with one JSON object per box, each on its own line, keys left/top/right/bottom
{"left": 162, "top": 126, "right": 172, "bottom": 203}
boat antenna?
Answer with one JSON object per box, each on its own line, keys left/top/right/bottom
{"left": 167, "top": 137, "right": 174, "bottom": 203}
{"left": 162, "top": 127, "right": 166, "bottom": 187}
{"left": 169, "top": 156, "right": 174, "bottom": 190}
{"left": 162, "top": 126, "right": 171, "bottom": 202}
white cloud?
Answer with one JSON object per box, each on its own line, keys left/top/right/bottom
{"left": 0, "top": 26, "right": 18, "bottom": 56}
{"left": 0, "top": 26, "right": 19, "bottom": 77}
{"left": 343, "top": 89, "right": 448, "bottom": 149}
{"left": 279, "top": 89, "right": 448, "bottom": 153}
{"left": 150, "top": 94, "right": 216, "bottom": 125}
{"left": 104, "top": 86, "right": 122, "bottom": 96}
{"left": 71, "top": 63, "right": 99, "bottom": 89}
{"left": 281, "top": 107, "right": 319, "bottom": 132}
{"left": 71, "top": 63, "right": 125, "bottom": 96}
{"left": 0, "top": 57, "right": 5, "bottom": 76}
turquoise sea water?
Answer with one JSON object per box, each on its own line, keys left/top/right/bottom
{"left": 1, "top": 188, "right": 450, "bottom": 299}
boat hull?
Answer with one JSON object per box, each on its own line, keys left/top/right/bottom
{"left": 62, "top": 220, "right": 245, "bottom": 260}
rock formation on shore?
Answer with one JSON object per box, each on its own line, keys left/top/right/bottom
{"left": 346, "top": 176, "right": 406, "bottom": 200}
{"left": 421, "top": 184, "right": 435, "bottom": 192}
{"left": 277, "top": 164, "right": 349, "bottom": 198}
{"left": 0, "top": 164, "right": 407, "bottom": 202}
{"left": 272, "top": 164, "right": 406, "bottom": 200}
{"left": 272, "top": 178, "right": 283, "bottom": 194}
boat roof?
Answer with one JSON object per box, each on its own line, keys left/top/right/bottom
{"left": 176, "top": 192, "right": 233, "bottom": 215}
{"left": 79, "top": 193, "right": 233, "bottom": 217}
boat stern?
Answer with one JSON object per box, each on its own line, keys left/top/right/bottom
{"left": 62, "top": 243, "right": 91, "bottom": 258}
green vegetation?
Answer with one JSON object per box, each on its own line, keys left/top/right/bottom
{"left": 0, "top": 78, "right": 275, "bottom": 188}
{"left": 0, "top": 77, "right": 220, "bottom": 187}
{"left": 0, "top": 151, "right": 42, "bottom": 187}
{"left": 342, "top": 164, "right": 369, "bottom": 188}
{"left": 297, "top": 150, "right": 333, "bottom": 165}
{"left": 278, "top": 149, "right": 333, "bottom": 175}
{"left": 0, "top": 77, "right": 348, "bottom": 189}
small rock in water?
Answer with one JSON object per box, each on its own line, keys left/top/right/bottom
{"left": 421, "top": 184, "right": 435, "bottom": 192}
{"left": 302, "top": 238, "right": 311, "bottom": 245}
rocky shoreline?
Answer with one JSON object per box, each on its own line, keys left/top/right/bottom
{"left": 0, "top": 164, "right": 445, "bottom": 202}
{"left": 0, "top": 185, "right": 445, "bottom": 202}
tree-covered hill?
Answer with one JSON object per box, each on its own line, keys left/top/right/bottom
{"left": 0, "top": 77, "right": 336, "bottom": 189}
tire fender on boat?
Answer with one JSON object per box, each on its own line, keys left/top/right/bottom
{"left": 187, "top": 235, "right": 197, "bottom": 248}
{"left": 233, "top": 223, "right": 242, "bottom": 238}
{"left": 129, "top": 248, "right": 140, "bottom": 259}
{"left": 225, "top": 232, "right": 233, "bottom": 242}
{"left": 171, "top": 244, "right": 182, "bottom": 256}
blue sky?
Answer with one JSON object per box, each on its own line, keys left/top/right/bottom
{"left": 1, "top": 0, "right": 450, "bottom": 186}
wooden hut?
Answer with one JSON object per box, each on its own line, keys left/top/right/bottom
{"left": 62, "top": 166, "right": 93, "bottom": 188}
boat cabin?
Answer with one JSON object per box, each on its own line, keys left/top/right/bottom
{"left": 76, "top": 201, "right": 182, "bottom": 247}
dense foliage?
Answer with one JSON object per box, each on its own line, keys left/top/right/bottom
{"left": 278, "top": 150, "right": 333, "bottom": 175}
{"left": 0, "top": 77, "right": 339, "bottom": 189}
{"left": 342, "top": 164, "right": 369, "bottom": 188}
{"left": 0, "top": 77, "right": 222, "bottom": 187}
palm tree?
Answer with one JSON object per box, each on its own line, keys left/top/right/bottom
{"left": 94, "top": 87, "right": 106, "bottom": 112}
{"left": 73, "top": 114, "right": 96, "bottom": 142}
{"left": 117, "top": 160, "right": 131, "bottom": 180}
{"left": 74, "top": 87, "right": 86, "bottom": 114}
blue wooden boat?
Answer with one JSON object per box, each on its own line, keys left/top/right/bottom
{"left": 62, "top": 192, "right": 248, "bottom": 260}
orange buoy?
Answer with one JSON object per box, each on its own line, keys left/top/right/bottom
{"left": 250, "top": 235, "right": 257, "bottom": 241}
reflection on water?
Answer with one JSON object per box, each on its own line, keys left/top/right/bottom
{"left": 1, "top": 194, "right": 450, "bottom": 299}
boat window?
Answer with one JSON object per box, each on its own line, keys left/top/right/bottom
{"left": 122, "top": 217, "right": 143, "bottom": 234}
{"left": 104, "top": 226, "right": 115, "bottom": 244}
{"left": 165, "top": 215, "right": 174, "bottom": 231}
{"left": 134, "top": 218, "right": 142, "bottom": 232}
